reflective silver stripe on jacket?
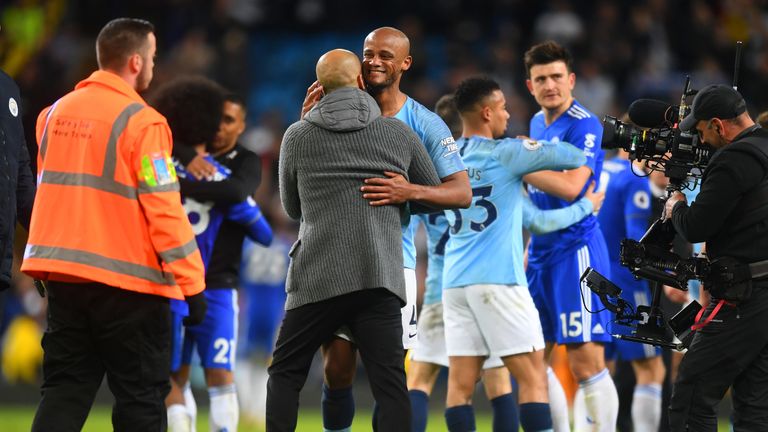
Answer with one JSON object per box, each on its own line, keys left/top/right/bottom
{"left": 157, "top": 239, "right": 198, "bottom": 264}
{"left": 40, "top": 171, "right": 138, "bottom": 199}
{"left": 24, "top": 244, "right": 176, "bottom": 286}
{"left": 38, "top": 103, "right": 146, "bottom": 198}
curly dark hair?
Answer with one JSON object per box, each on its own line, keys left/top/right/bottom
{"left": 149, "top": 76, "right": 225, "bottom": 147}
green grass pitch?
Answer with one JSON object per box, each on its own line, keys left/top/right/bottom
{"left": 0, "top": 406, "right": 734, "bottom": 431}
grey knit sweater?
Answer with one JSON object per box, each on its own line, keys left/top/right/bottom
{"left": 279, "top": 87, "right": 441, "bottom": 310}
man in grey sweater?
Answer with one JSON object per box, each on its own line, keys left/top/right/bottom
{"left": 266, "top": 49, "right": 441, "bottom": 432}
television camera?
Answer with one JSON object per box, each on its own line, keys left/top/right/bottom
{"left": 580, "top": 42, "right": 746, "bottom": 350}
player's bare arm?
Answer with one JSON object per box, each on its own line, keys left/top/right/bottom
{"left": 523, "top": 165, "right": 592, "bottom": 202}
{"left": 361, "top": 170, "right": 471, "bottom": 208}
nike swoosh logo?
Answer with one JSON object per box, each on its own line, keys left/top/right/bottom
{"left": 408, "top": 332, "right": 417, "bottom": 338}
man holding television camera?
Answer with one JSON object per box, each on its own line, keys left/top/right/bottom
{"left": 665, "top": 84, "right": 768, "bottom": 431}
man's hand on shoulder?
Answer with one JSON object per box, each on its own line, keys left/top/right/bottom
{"left": 300, "top": 80, "right": 324, "bottom": 120}
{"left": 361, "top": 171, "right": 414, "bottom": 206}
{"left": 185, "top": 154, "right": 217, "bottom": 180}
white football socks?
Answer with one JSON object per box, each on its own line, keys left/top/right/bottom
{"left": 167, "top": 403, "right": 192, "bottom": 432}
{"left": 547, "top": 367, "right": 572, "bottom": 432}
{"left": 632, "top": 384, "right": 662, "bottom": 432}
{"left": 575, "top": 369, "right": 618, "bottom": 432}
{"left": 183, "top": 383, "right": 198, "bottom": 432}
{"left": 209, "top": 383, "right": 239, "bottom": 432}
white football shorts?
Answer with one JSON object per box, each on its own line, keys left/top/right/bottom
{"left": 443, "top": 284, "right": 545, "bottom": 359}
{"left": 411, "top": 301, "right": 503, "bottom": 369}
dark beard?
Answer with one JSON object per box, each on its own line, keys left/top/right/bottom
{"left": 365, "top": 78, "right": 395, "bottom": 96}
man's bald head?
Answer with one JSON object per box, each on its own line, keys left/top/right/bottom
{"left": 364, "top": 27, "right": 410, "bottom": 58}
{"left": 316, "top": 49, "right": 362, "bottom": 94}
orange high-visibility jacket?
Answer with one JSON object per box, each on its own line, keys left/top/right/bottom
{"left": 21, "top": 70, "right": 205, "bottom": 300}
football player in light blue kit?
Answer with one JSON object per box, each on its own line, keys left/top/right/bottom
{"left": 441, "top": 76, "right": 588, "bottom": 432}
{"left": 522, "top": 41, "right": 619, "bottom": 431}
{"left": 300, "top": 27, "right": 471, "bottom": 432}
{"left": 409, "top": 94, "right": 604, "bottom": 432}
{"left": 594, "top": 150, "right": 664, "bottom": 432}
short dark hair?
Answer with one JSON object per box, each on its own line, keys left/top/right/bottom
{"left": 434, "top": 94, "right": 461, "bottom": 138}
{"left": 524, "top": 41, "right": 573, "bottom": 78}
{"left": 149, "top": 76, "right": 225, "bottom": 146}
{"left": 223, "top": 92, "right": 247, "bottom": 114}
{"left": 96, "top": 18, "right": 155, "bottom": 70}
{"left": 454, "top": 76, "right": 501, "bottom": 114}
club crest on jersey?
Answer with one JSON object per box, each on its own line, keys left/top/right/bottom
{"left": 522, "top": 139, "right": 542, "bottom": 151}
{"left": 633, "top": 190, "right": 650, "bottom": 209}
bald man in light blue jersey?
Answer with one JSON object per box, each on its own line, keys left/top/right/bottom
{"left": 300, "top": 28, "right": 471, "bottom": 432}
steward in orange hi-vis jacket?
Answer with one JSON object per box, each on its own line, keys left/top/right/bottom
{"left": 22, "top": 68, "right": 204, "bottom": 300}
{"left": 23, "top": 18, "right": 206, "bottom": 432}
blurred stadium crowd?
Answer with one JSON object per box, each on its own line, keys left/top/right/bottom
{"left": 2, "top": 0, "right": 768, "bottom": 426}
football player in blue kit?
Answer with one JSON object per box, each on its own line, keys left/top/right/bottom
{"left": 300, "top": 27, "right": 472, "bottom": 432}
{"left": 590, "top": 149, "right": 665, "bottom": 432}
{"left": 522, "top": 41, "right": 618, "bottom": 431}
{"left": 441, "top": 76, "right": 588, "bottom": 432}
{"left": 153, "top": 83, "right": 272, "bottom": 432}
{"left": 169, "top": 150, "right": 272, "bottom": 432}
{"left": 409, "top": 94, "right": 604, "bottom": 432}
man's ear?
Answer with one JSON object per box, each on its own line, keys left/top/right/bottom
{"left": 481, "top": 106, "right": 492, "bottom": 122}
{"left": 712, "top": 118, "right": 724, "bottom": 135}
{"left": 401, "top": 55, "right": 412, "bottom": 72}
{"left": 128, "top": 53, "right": 142, "bottom": 74}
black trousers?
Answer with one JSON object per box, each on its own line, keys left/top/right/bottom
{"left": 32, "top": 282, "right": 171, "bottom": 432}
{"left": 669, "top": 285, "right": 768, "bottom": 431}
{"left": 266, "top": 288, "right": 411, "bottom": 432}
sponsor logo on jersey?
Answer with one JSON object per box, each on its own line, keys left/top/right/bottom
{"left": 584, "top": 133, "right": 596, "bottom": 148}
{"left": 441, "top": 136, "right": 459, "bottom": 157}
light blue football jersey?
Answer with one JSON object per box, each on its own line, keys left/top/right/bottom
{"left": 417, "top": 212, "right": 450, "bottom": 305}
{"left": 419, "top": 193, "right": 592, "bottom": 305}
{"left": 522, "top": 193, "right": 593, "bottom": 235}
{"left": 394, "top": 97, "right": 465, "bottom": 269}
{"left": 527, "top": 100, "right": 605, "bottom": 262}
{"left": 443, "top": 136, "right": 586, "bottom": 289}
